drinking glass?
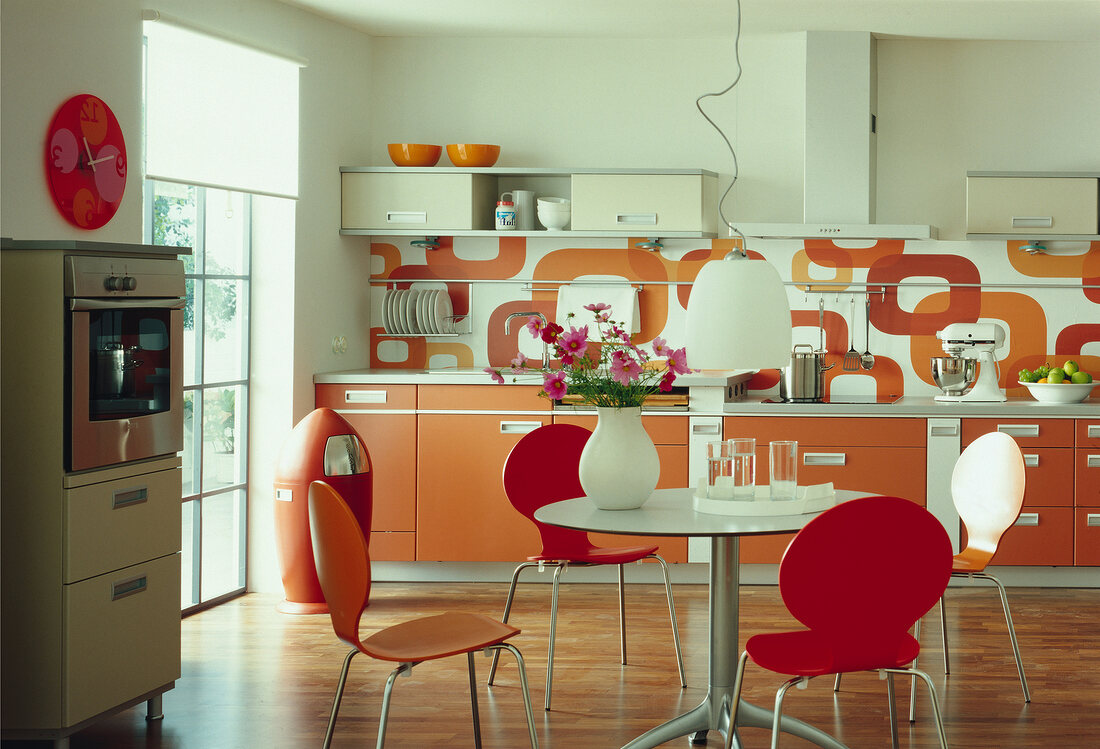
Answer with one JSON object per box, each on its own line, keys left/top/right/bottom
{"left": 728, "top": 437, "right": 756, "bottom": 500}
{"left": 769, "top": 440, "right": 798, "bottom": 501}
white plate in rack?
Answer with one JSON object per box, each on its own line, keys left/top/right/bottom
{"left": 394, "top": 290, "right": 410, "bottom": 334}
{"left": 423, "top": 290, "right": 439, "bottom": 334}
{"left": 406, "top": 289, "right": 422, "bottom": 333}
{"left": 434, "top": 290, "right": 453, "bottom": 333}
{"left": 418, "top": 289, "right": 434, "bottom": 335}
{"left": 381, "top": 289, "right": 394, "bottom": 334}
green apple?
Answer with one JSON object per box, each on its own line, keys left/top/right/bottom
{"left": 1047, "top": 369, "right": 1066, "bottom": 384}
{"left": 1064, "top": 360, "right": 1080, "bottom": 376}
{"left": 1071, "top": 371, "right": 1093, "bottom": 384}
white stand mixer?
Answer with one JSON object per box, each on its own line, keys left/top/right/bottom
{"left": 934, "top": 323, "right": 1008, "bottom": 402}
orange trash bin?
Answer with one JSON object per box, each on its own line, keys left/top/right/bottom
{"left": 273, "top": 408, "right": 372, "bottom": 614}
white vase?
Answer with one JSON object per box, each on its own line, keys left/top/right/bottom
{"left": 578, "top": 406, "right": 659, "bottom": 510}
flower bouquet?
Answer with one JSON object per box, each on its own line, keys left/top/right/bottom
{"left": 484, "top": 303, "right": 693, "bottom": 405}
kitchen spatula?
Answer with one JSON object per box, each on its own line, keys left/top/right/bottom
{"left": 843, "top": 296, "right": 860, "bottom": 371}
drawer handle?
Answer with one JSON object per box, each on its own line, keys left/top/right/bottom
{"left": 500, "top": 421, "right": 542, "bottom": 434}
{"left": 615, "top": 213, "right": 658, "bottom": 226}
{"left": 1089, "top": 455, "right": 1100, "bottom": 468}
{"left": 803, "top": 452, "right": 845, "bottom": 466}
{"left": 113, "top": 486, "right": 148, "bottom": 509}
{"left": 692, "top": 424, "right": 721, "bottom": 436}
{"left": 345, "top": 390, "right": 387, "bottom": 404}
{"left": 1010, "top": 216, "right": 1053, "bottom": 228}
{"left": 1023, "top": 454, "right": 1039, "bottom": 468}
{"left": 1088, "top": 514, "right": 1100, "bottom": 527}
{"left": 112, "top": 574, "right": 148, "bottom": 601}
{"left": 996, "top": 424, "right": 1039, "bottom": 438}
{"left": 1089, "top": 425, "right": 1100, "bottom": 439}
{"left": 1014, "top": 513, "right": 1039, "bottom": 527}
{"left": 386, "top": 211, "right": 427, "bottom": 224}
{"left": 929, "top": 424, "right": 959, "bottom": 437}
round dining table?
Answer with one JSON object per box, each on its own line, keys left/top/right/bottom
{"left": 536, "top": 487, "right": 869, "bottom": 749}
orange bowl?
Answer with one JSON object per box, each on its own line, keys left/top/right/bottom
{"left": 446, "top": 143, "right": 500, "bottom": 167}
{"left": 387, "top": 143, "right": 442, "bottom": 167}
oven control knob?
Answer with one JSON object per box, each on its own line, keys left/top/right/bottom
{"left": 122, "top": 276, "right": 137, "bottom": 291}
{"left": 104, "top": 276, "right": 124, "bottom": 291}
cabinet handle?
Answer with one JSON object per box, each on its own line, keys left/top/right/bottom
{"left": 803, "top": 452, "right": 846, "bottom": 466}
{"left": 112, "top": 574, "right": 148, "bottom": 601}
{"left": 345, "top": 389, "right": 387, "bottom": 404}
{"left": 615, "top": 213, "right": 658, "bottom": 226}
{"left": 692, "top": 423, "right": 721, "bottom": 436}
{"left": 1089, "top": 425, "right": 1100, "bottom": 439}
{"left": 112, "top": 486, "right": 148, "bottom": 509}
{"left": 1088, "top": 514, "right": 1100, "bottom": 527}
{"left": 929, "top": 423, "right": 959, "bottom": 437}
{"left": 1088, "top": 455, "right": 1100, "bottom": 468}
{"left": 386, "top": 211, "right": 427, "bottom": 224}
{"left": 1023, "top": 454, "right": 1039, "bottom": 468}
{"left": 1010, "top": 216, "right": 1053, "bottom": 229}
{"left": 996, "top": 424, "right": 1039, "bottom": 438}
{"left": 499, "top": 421, "right": 542, "bottom": 434}
{"left": 1014, "top": 513, "right": 1040, "bottom": 527}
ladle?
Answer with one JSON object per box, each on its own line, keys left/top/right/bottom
{"left": 860, "top": 296, "right": 875, "bottom": 370}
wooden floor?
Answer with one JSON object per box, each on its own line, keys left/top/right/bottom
{"left": 9, "top": 582, "right": 1100, "bottom": 748}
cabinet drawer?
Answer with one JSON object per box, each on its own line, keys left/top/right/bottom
{"left": 64, "top": 465, "right": 181, "bottom": 583}
{"left": 570, "top": 173, "right": 717, "bottom": 233}
{"left": 370, "top": 531, "right": 416, "bottom": 561}
{"left": 341, "top": 172, "right": 495, "bottom": 231}
{"left": 727, "top": 417, "right": 925, "bottom": 448}
{"left": 553, "top": 413, "right": 688, "bottom": 445}
{"left": 316, "top": 383, "right": 416, "bottom": 410}
{"left": 1077, "top": 449, "right": 1100, "bottom": 507}
{"left": 341, "top": 413, "right": 417, "bottom": 531}
{"left": 966, "top": 176, "right": 1099, "bottom": 235}
{"left": 1019, "top": 448, "right": 1075, "bottom": 508}
{"left": 1078, "top": 420, "right": 1100, "bottom": 448}
{"left": 63, "top": 553, "right": 181, "bottom": 725}
{"left": 418, "top": 384, "right": 549, "bottom": 411}
{"left": 961, "top": 418, "right": 1074, "bottom": 448}
{"left": 989, "top": 507, "right": 1073, "bottom": 566}
{"left": 1075, "top": 509, "right": 1100, "bottom": 565}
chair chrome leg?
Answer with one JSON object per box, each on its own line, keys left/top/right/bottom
{"left": 975, "top": 571, "right": 1031, "bottom": 702}
{"left": 322, "top": 648, "right": 358, "bottom": 749}
{"left": 909, "top": 616, "right": 921, "bottom": 723}
{"left": 491, "top": 642, "right": 540, "bottom": 748}
{"left": 886, "top": 672, "right": 899, "bottom": 749}
{"left": 887, "top": 667, "right": 949, "bottom": 749}
{"left": 488, "top": 561, "right": 538, "bottom": 686}
{"left": 833, "top": 673, "right": 842, "bottom": 691}
{"left": 468, "top": 652, "right": 483, "bottom": 749}
{"left": 545, "top": 563, "right": 565, "bottom": 710}
{"left": 650, "top": 553, "right": 687, "bottom": 688}
{"left": 723, "top": 651, "right": 751, "bottom": 749}
{"left": 769, "top": 677, "right": 801, "bottom": 749}
{"left": 939, "top": 593, "right": 950, "bottom": 675}
{"left": 376, "top": 662, "right": 412, "bottom": 749}
{"left": 618, "top": 563, "right": 627, "bottom": 665}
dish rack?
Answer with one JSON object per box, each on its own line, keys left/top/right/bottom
{"left": 376, "top": 282, "right": 471, "bottom": 337}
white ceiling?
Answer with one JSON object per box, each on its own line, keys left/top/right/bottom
{"left": 273, "top": 0, "right": 1100, "bottom": 41}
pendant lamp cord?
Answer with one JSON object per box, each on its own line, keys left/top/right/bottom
{"left": 695, "top": 0, "right": 746, "bottom": 256}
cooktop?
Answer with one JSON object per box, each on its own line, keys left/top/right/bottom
{"left": 763, "top": 394, "right": 903, "bottom": 405}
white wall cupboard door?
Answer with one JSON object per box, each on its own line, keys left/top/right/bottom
{"left": 570, "top": 173, "right": 718, "bottom": 233}
{"left": 341, "top": 172, "right": 496, "bottom": 231}
{"left": 966, "top": 176, "right": 1099, "bottom": 235}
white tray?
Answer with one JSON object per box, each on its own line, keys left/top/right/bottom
{"left": 693, "top": 482, "right": 837, "bottom": 516}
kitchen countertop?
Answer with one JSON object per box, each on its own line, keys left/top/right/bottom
{"left": 314, "top": 368, "right": 1099, "bottom": 417}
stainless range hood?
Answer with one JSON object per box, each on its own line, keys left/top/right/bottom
{"left": 736, "top": 32, "right": 938, "bottom": 241}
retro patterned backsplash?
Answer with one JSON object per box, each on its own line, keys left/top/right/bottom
{"left": 368, "top": 235, "right": 1099, "bottom": 398}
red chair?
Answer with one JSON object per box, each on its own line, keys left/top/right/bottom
{"left": 725, "top": 496, "right": 952, "bottom": 749}
{"left": 308, "top": 480, "right": 538, "bottom": 748}
{"left": 486, "top": 423, "right": 685, "bottom": 710}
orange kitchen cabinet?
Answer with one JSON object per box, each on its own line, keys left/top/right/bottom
{"left": 554, "top": 413, "right": 689, "bottom": 561}
{"left": 1077, "top": 420, "right": 1100, "bottom": 508}
{"left": 960, "top": 418, "right": 1074, "bottom": 449}
{"left": 1074, "top": 509, "right": 1100, "bottom": 565}
{"left": 988, "top": 507, "right": 1074, "bottom": 566}
{"left": 315, "top": 384, "right": 417, "bottom": 560}
{"left": 727, "top": 417, "right": 926, "bottom": 563}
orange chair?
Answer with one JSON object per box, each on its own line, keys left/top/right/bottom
{"left": 486, "top": 423, "right": 685, "bottom": 710}
{"left": 938, "top": 430, "right": 1031, "bottom": 702}
{"left": 725, "top": 496, "right": 952, "bottom": 749}
{"left": 308, "top": 480, "right": 539, "bottom": 748}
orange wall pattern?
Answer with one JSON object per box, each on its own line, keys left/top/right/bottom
{"left": 369, "top": 236, "right": 1099, "bottom": 398}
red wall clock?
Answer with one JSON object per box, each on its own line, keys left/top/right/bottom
{"left": 45, "top": 93, "right": 127, "bottom": 229}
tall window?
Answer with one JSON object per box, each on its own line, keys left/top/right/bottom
{"left": 146, "top": 182, "right": 251, "bottom": 610}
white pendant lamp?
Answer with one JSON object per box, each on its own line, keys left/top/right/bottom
{"left": 684, "top": 250, "right": 793, "bottom": 371}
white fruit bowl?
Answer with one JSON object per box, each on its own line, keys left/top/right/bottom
{"left": 1018, "top": 380, "right": 1098, "bottom": 404}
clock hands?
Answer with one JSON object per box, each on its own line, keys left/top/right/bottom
{"left": 81, "top": 137, "right": 117, "bottom": 171}
{"left": 88, "top": 153, "right": 117, "bottom": 167}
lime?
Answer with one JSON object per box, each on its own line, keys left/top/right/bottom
{"left": 1047, "top": 370, "right": 1066, "bottom": 384}
{"left": 1064, "top": 360, "right": 1080, "bottom": 376}
{"left": 1071, "top": 371, "right": 1093, "bottom": 384}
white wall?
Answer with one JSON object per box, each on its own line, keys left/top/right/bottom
{"left": 1, "top": 0, "right": 377, "bottom": 594}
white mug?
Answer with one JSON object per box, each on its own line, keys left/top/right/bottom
{"left": 511, "top": 190, "right": 535, "bottom": 230}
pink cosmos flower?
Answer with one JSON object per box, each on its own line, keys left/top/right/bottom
{"left": 484, "top": 367, "right": 505, "bottom": 384}
{"left": 667, "top": 347, "right": 692, "bottom": 375}
{"left": 510, "top": 353, "right": 529, "bottom": 373}
{"left": 610, "top": 350, "right": 643, "bottom": 385}
{"left": 541, "top": 322, "right": 564, "bottom": 344}
{"left": 525, "top": 316, "right": 545, "bottom": 337}
{"left": 660, "top": 370, "right": 676, "bottom": 392}
{"left": 543, "top": 370, "right": 568, "bottom": 399}
{"left": 652, "top": 337, "right": 672, "bottom": 358}
{"left": 559, "top": 326, "right": 589, "bottom": 360}
{"left": 583, "top": 302, "right": 611, "bottom": 313}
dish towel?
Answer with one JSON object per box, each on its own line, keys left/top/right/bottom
{"left": 556, "top": 283, "right": 640, "bottom": 333}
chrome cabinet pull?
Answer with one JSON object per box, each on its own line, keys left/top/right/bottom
{"left": 691, "top": 423, "right": 720, "bottom": 435}
{"left": 615, "top": 213, "right": 658, "bottom": 226}
{"left": 112, "top": 486, "right": 148, "bottom": 509}
{"left": 1014, "top": 513, "right": 1040, "bottom": 527}
{"left": 1087, "top": 514, "right": 1100, "bottom": 528}
{"left": 1088, "top": 455, "right": 1100, "bottom": 469}
{"left": 345, "top": 389, "right": 387, "bottom": 404}
{"left": 803, "top": 452, "right": 846, "bottom": 466}
{"left": 929, "top": 424, "right": 959, "bottom": 437}
{"left": 996, "top": 424, "right": 1040, "bottom": 438}
{"left": 386, "top": 211, "right": 426, "bottom": 224}
{"left": 1010, "top": 216, "right": 1053, "bottom": 228}
{"left": 499, "top": 421, "right": 542, "bottom": 434}
{"left": 1023, "top": 454, "right": 1039, "bottom": 468}
{"left": 112, "top": 575, "right": 148, "bottom": 601}
{"left": 1088, "top": 425, "right": 1100, "bottom": 439}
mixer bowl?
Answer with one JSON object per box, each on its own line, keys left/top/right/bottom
{"left": 930, "top": 356, "right": 977, "bottom": 395}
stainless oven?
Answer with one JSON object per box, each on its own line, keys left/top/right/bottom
{"left": 66, "top": 255, "right": 185, "bottom": 471}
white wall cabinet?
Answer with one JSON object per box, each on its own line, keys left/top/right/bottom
{"left": 966, "top": 172, "right": 1100, "bottom": 239}
{"left": 570, "top": 173, "right": 718, "bottom": 234}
